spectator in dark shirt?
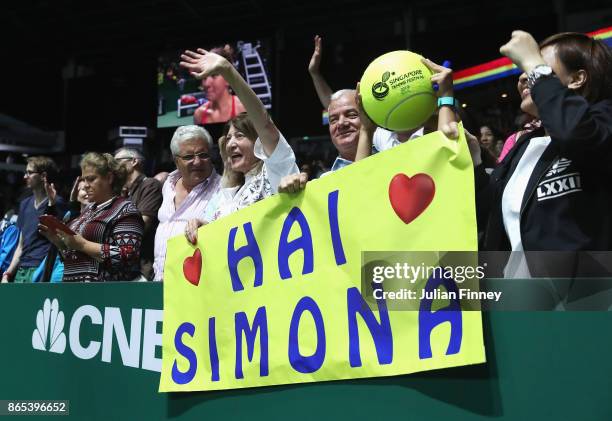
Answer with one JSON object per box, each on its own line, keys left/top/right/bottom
{"left": 114, "top": 147, "right": 162, "bottom": 279}
{"left": 1, "top": 156, "right": 67, "bottom": 283}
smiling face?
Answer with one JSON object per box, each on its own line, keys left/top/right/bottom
{"left": 328, "top": 92, "right": 361, "bottom": 161}
{"left": 517, "top": 72, "right": 538, "bottom": 118}
{"left": 81, "top": 166, "right": 114, "bottom": 204}
{"left": 517, "top": 44, "right": 579, "bottom": 120}
{"left": 225, "top": 124, "right": 258, "bottom": 174}
{"left": 174, "top": 137, "right": 213, "bottom": 189}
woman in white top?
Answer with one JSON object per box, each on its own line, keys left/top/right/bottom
{"left": 180, "top": 48, "right": 299, "bottom": 243}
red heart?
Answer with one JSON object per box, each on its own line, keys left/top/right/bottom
{"left": 183, "top": 248, "right": 202, "bottom": 286}
{"left": 388, "top": 173, "right": 435, "bottom": 224}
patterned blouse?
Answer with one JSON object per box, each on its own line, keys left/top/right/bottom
{"left": 213, "top": 133, "right": 299, "bottom": 220}
{"left": 62, "top": 196, "right": 143, "bottom": 282}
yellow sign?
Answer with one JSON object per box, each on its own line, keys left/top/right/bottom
{"left": 160, "top": 126, "right": 485, "bottom": 392}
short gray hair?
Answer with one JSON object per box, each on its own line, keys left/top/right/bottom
{"left": 330, "top": 89, "right": 356, "bottom": 102}
{"left": 114, "top": 147, "right": 144, "bottom": 162}
{"left": 170, "top": 125, "right": 213, "bottom": 156}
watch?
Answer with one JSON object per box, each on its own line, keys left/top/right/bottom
{"left": 437, "top": 97, "right": 457, "bottom": 108}
{"left": 527, "top": 65, "right": 553, "bottom": 89}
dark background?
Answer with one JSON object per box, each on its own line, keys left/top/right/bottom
{"left": 0, "top": 0, "right": 610, "bottom": 170}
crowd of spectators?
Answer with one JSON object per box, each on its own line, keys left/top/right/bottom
{"left": 1, "top": 29, "right": 610, "bottom": 283}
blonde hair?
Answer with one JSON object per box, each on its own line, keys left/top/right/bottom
{"left": 80, "top": 152, "right": 127, "bottom": 194}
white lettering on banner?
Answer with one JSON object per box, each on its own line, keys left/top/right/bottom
{"left": 69, "top": 305, "right": 103, "bottom": 359}
{"left": 32, "top": 298, "right": 163, "bottom": 373}
{"left": 101, "top": 308, "right": 142, "bottom": 368}
{"left": 141, "top": 309, "right": 163, "bottom": 372}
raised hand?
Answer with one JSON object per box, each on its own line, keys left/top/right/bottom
{"left": 356, "top": 82, "right": 376, "bottom": 133}
{"left": 57, "top": 231, "right": 83, "bottom": 251}
{"left": 500, "top": 30, "right": 545, "bottom": 73}
{"left": 38, "top": 223, "right": 65, "bottom": 250}
{"left": 180, "top": 49, "right": 232, "bottom": 79}
{"left": 308, "top": 35, "right": 323, "bottom": 74}
{"left": 421, "top": 57, "right": 454, "bottom": 98}
{"left": 69, "top": 176, "right": 82, "bottom": 202}
{"left": 43, "top": 176, "right": 57, "bottom": 206}
{"left": 464, "top": 129, "right": 482, "bottom": 166}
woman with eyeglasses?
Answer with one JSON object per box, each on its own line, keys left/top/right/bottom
{"left": 39, "top": 153, "right": 144, "bottom": 282}
{"left": 180, "top": 48, "right": 299, "bottom": 244}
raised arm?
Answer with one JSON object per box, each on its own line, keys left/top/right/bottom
{"left": 308, "top": 35, "right": 334, "bottom": 109}
{"left": 180, "top": 49, "right": 281, "bottom": 156}
{"left": 500, "top": 30, "right": 612, "bottom": 165}
{"left": 355, "top": 83, "right": 377, "bottom": 161}
{"left": 422, "top": 58, "right": 459, "bottom": 140}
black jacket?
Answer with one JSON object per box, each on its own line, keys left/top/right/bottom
{"left": 476, "top": 77, "right": 612, "bottom": 277}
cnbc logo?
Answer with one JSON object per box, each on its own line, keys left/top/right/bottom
{"left": 30, "top": 298, "right": 163, "bottom": 372}
{"left": 32, "top": 298, "right": 67, "bottom": 353}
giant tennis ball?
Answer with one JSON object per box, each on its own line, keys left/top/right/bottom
{"left": 360, "top": 51, "right": 436, "bottom": 131}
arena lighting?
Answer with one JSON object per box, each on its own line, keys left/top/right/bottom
{"left": 461, "top": 103, "right": 467, "bottom": 108}
{"left": 108, "top": 126, "right": 152, "bottom": 151}
{"left": 501, "top": 93, "right": 508, "bottom": 98}
{"left": 453, "top": 25, "right": 612, "bottom": 90}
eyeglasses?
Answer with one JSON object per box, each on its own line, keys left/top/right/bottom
{"left": 176, "top": 151, "right": 210, "bottom": 163}
{"left": 24, "top": 170, "right": 40, "bottom": 176}
{"left": 115, "top": 157, "right": 133, "bottom": 161}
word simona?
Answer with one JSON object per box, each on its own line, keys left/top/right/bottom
{"left": 170, "top": 191, "right": 464, "bottom": 385}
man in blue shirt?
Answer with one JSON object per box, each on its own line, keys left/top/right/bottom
{"left": 1, "top": 157, "right": 67, "bottom": 283}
